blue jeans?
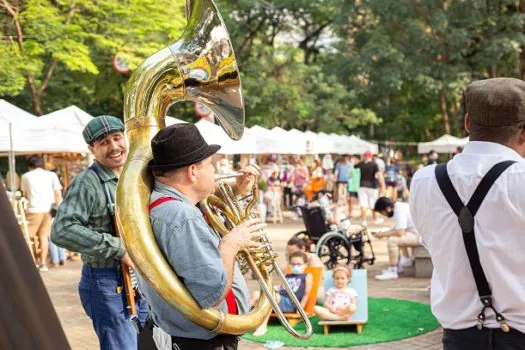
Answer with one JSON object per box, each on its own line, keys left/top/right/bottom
{"left": 79, "top": 265, "right": 149, "bottom": 350}
{"left": 48, "top": 239, "right": 66, "bottom": 264}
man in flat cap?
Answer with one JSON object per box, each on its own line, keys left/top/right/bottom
{"left": 410, "top": 78, "right": 525, "bottom": 349}
{"left": 52, "top": 115, "right": 148, "bottom": 349}
{"left": 137, "top": 123, "right": 263, "bottom": 350}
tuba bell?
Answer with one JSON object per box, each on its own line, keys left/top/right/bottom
{"left": 116, "top": 0, "right": 311, "bottom": 338}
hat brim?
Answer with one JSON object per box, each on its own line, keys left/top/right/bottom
{"left": 149, "top": 144, "right": 221, "bottom": 170}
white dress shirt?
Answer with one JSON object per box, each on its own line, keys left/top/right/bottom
{"left": 410, "top": 141, "right": 525, "bottom": 333}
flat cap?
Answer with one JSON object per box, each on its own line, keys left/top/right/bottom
{"left": 82, "top": 115, "right": 125, "bottom": 144}
{"left": 465, "top": 77, "right": 525, "bottom": 127}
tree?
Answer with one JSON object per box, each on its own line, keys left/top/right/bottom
{"left": 0, "top": 0, "right": 185, "bottom": 115}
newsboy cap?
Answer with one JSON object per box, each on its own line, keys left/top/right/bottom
{"left": 465, "top": 77, "right": 525, "bottom": 127}
{"left": 82, "top": 115, "right": 125, "bottom": 144}
{"left": 149, "top": 123, "right": 220, "bottom": 170}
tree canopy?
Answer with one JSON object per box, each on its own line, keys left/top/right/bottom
{"left": 2, "top": 0, "right": 525, "bottom": 141}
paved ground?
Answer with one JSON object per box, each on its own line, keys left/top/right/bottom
{"left": 41, "top": 212, "right": 442, "bottom": 349}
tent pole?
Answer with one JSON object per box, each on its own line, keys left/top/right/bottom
{"left": 8, "top": 122, "right": 16, "bottom": 194}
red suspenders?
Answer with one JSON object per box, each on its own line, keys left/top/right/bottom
{"left": 148, "top": 197, "right": 237, "bottom": 315}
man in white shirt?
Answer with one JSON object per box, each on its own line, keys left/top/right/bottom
{"left": 21, "top": 155, "right": 62, "bottom": 271}
{"left": 371, "top": 197, "right": 420, "bottom": 281}
{"left": 410, "top": 77, "right": 525, "bottom": 349}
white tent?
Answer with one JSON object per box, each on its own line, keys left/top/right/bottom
{"left": 288, "top": 128, "right": 314, "bottom": 154}
{"left": 347, "top": 135, "right": 379, "bottom": 154}
{"left": 417, "top": 134, "right": 469, "bottom": 154}
{"left": 246, "top": 126, "right": 303, "bottom": 154}
{"left": 0, "top": 100, "right": 92, "bottom": 154}
{"left": 40, "top": 105, "right": 93, "bottom": 134}
{"left": 195, "top": 120, "right": 256, "bottom": 154}
{"left": 270, "top": 127, "right": 306, "bottom": 154}
{"left": 304, "top": 130, "right": 335, "bottom": 154}
{"left": 327, "top": 133, "right": 356, "bottom": 154}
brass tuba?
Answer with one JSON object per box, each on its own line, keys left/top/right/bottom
{"left": 116, "top": 0, "right": 311, "bottom": 338}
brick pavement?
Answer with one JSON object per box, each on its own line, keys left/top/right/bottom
{"left": 41, "top": 215, "right": 443, "bottom": 350}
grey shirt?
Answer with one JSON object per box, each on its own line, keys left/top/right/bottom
{"left": 137, "top": 181, "right": 250, "bottom": 340}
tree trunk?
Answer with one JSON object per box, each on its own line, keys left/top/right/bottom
{"left": 449, "top": 98, "right": 458, "bottom": 135}
{"left": 439, "top": 87, "right": 450, "bottom": 134}
{"left": 519, "top": 0, "right": 525, "bottom": 80}
{"left": 31, "top": 92, "right": 43, "bottom": 116}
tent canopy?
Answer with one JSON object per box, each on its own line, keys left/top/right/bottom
{"left": 418, "top": 134, "right": 468, "bottom": 154}
{"left": 40, "top": 105, "right": 93, "bottom": 134}
{"left": 195, "top": 120, "right": 256, "bottom": 154}
{"left": 246, "top": 126, "right": 303, "bottom": 154}
{"left": 0, "top": 101, "right": 89, "bottom": 154}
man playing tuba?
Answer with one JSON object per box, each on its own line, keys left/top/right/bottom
{"left": 137, "top": 123, "right": 265, "bottom": 350}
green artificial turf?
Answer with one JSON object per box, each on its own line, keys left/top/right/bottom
{"left": 242, "top": 298, "right": 439, "bottom": 347}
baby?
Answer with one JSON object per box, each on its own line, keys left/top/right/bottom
{"left": 314, "top": 265, "right": 357, "bottom": 321}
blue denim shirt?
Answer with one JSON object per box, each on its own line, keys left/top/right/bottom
{"left": 137, "top": 181, "right": 250, "bottom": 340}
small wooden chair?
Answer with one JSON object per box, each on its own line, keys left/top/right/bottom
{"left": 318, "top": 269, "right": 368, "bottom": 335}
{"left": 269, "top": 266, "right": 323, "bottom": 326}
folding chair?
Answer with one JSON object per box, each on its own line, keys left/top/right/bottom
{"left": 269, "top": 266, "right": 323, "bottom": 326}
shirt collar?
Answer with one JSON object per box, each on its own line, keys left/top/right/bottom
{"left": 92, "top": 160, "right": 118, "bottom": 182}
{"left": 153, "top": 180, "right": 192, "bottom": 204}
{"left": 461, "top": 141, "right": 524, "bottom": 162}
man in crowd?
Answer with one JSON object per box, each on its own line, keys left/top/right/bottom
{"left": 372, "top": 197, "right": 420, "bottom": 281}
{"left": 51, "top": 116, "right": 148, "bottom": 349}
{"left": 21, "top": 155, "right": 62, "bottom": 272}
{"left": 334, "top": 156, "right": 351, "bottom": 203}
{"left": 138, "top": 123, "right": 265, "bottom": 350}
{"left": 410, "top": 78, "right": 525, "bottom": 348}
{"left": 355, "top": 151, "right": 384, "bottom": 226}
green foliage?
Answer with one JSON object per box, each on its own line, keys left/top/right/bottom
{"left": 0, "top": 42, "right": 26, "bottom": 95}
{"left": 1, "top": 0, "right": 185, "bottom": 115}
{"left": 2, "top": 0, "right": 525, "bottom": 141}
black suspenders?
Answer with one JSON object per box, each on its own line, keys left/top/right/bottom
{"left": 434, "top": 160, "right": 515, "bottom": 332}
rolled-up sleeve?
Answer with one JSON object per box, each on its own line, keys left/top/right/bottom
{"left": 51, "top": 177, "right": 125, "bottom": 260}
{"left": 154, "top": 216, "right": 226, "bottom": 308}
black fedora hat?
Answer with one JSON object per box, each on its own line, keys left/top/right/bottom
{"left": 149, "top": 123, "right": 221, "bottom": 170}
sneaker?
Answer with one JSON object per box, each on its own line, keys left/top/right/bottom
{"left": 375, "top": 268, "right": 398, "bottom": 281}
{"left": 399, "top": 256, "right": 414, "bottom": 267}
{"left": 39, "top": 265, "right": 49, "bottom": 272}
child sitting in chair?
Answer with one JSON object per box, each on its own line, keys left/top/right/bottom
{"left": 314, "top": 265, "right": 357, "bottom": 321}
{"left": 251, "top": 251, "right": 313, "bottom": 336}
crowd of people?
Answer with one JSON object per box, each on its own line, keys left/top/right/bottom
{"left": 4, "top": 78, "right": 525, "bottom": 350}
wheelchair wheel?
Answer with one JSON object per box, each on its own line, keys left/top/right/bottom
{"left": 316, "top": 232, "right": 351, "bottom": 269}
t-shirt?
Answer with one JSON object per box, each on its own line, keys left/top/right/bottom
{"left": 385, "top": 165, "right": 400, "bottom": 183}
{"left": 326, "top": 287, "right": 358, "bottom": 310}
{"left": 335, "top": 162, "right": 351, "bottom": 182}
{"left": 279, "top": 273, "right": 306, "bottom": 300}
{"left": 375, "top": 158, "right": 386, "bottom": 172}
{"left": 356, "top": 161, "right": 379, "bottom": 189}
{"left": 393, "top": 202, "right": 417, "bottom": 233}
{"left": 21, "top": 168, "right": 62, "bottom": 213}
{"left": 348, "top": 168, "right": 361, "bottom": 193}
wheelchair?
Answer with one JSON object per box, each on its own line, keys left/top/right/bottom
{"left": 294, "top": 205, "right": 376, "bottom": 269}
